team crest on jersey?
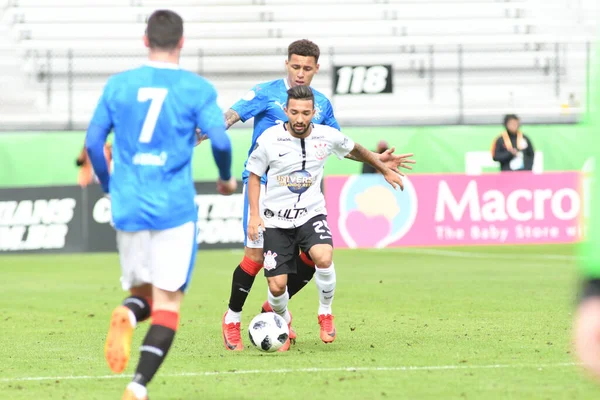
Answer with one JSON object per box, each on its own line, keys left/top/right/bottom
{"left": 263, "top": 250, "right": 278, "bottom": 271}
{"left": 242, "top": 90, "right": 256, "bottom": 101}
{"left": 314, "top": 143, "right": 328, "bottom": 160}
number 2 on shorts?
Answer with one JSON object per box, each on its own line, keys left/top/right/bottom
{"left": 313, "top": 220, "right": 332, "bottom": 236}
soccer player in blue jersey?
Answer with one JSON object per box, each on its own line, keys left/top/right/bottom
{"left": 219, "top": 39, "right": 415, "bottom": 351}
{"left": 85, "top": 10, "right": 235, "bottom": 400}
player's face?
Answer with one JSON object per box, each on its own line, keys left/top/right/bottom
{"left": 506, "top": 119, "right": 520, "bottom": 133}
{"left": 285, "top": 99, "right": 316, "bottom": 135}
{"left": 285, "top": 55, "right": 319, "bottom": 87}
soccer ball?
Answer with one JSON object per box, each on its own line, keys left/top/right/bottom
{"left": 248, "top": 312, "right": 289, "bottom": 352}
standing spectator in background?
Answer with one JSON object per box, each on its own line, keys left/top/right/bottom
{"left": 491, "top": 114, "right": 535, "bottom": 172}
{"left": 362, "top": 140, "right": 389, "bottom": 174}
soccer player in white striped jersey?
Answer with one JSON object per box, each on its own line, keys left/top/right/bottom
{"left": 245, "top": 85, "right": 403, "bottom": 347}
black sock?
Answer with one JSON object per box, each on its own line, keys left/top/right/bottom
{"left": 132, "top": 325, "right": 176, "bottom": 387}
{"left": 122, "top": 296, "right": 151, "bottom": 323}
{"left": 288, "top": 255, "right": 316, "bottom": 299}
{"left": 228, "top": 265, "right": 256, "bottom": 313}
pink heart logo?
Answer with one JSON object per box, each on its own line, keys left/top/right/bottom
{"left": 344, "top": 210, "right": 391, "bottom": 247}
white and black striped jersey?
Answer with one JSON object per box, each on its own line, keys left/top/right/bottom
{"left": 245, "top": 123, "right": 355, "bottom": 229}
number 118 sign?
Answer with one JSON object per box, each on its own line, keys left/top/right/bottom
{"left": 333, "top": 65, "right": 393, "bottom": 95}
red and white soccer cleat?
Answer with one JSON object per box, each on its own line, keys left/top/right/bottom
{"left": 222, "top": 312, "right": 243, "bottom": 351}
{"left": 318, "top": 314, "right": 336, "bottom": 344}
{"left": 122, "top": 388, "right": 148, "bottom": 400}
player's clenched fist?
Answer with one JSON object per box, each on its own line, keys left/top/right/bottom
{"left": 247, "top": 215, "right": 264, "bottom": 242}
{"left": 217, "top": 177, "right": 237, "bottom": 196}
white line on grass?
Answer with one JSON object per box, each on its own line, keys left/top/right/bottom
{"left": 368, "top": 247, "right": 578, "bottom": 261}
{"left": 0, "top": 362, "right": 580, "bottom": 383}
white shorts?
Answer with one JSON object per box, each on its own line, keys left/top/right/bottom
{"left": 242, "top": 183, "right": 266, "bottom": 249}
{"left": 116, "top": 221, "right": 197, "bottom": 293}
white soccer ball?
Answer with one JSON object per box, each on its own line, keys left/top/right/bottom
{"left": 248, "top": 312, "right": 290, "bottom": 352}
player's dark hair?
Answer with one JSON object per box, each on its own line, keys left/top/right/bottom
{"left": 145, "top": 10, "right": 183, "bottom": 51}
{"left": 288, "top": 39, "right": 320, "bottom": 62}
{"left": 286, "top": 86, "right": 315, "bottom": 108}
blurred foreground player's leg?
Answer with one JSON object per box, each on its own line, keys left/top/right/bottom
{"left": 574, "top": 282, "right": 600, "bottom": 380}
{"left": 118, "top": 223, "right": 197, "bottom": 400}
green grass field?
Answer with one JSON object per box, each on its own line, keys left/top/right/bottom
{"left": 1, "top": 245, "right": 600, "bottom": 399}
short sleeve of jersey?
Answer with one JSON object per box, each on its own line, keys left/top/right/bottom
{"left": 230, "top": 85, "right": 268, "bottom": 122}
{"left": 89, "top": 78, "right": 114, "bottom": 130}
{"left": 323, "top": 99, "right": 341, "bottom": 130}
{"left": 245, "top": 138, "right": 270, "bottom": 177}
{"left": 331, "top": 130, "right": 355, "bottom": 160}
{"left": 196, "top": 80, "right": 226, "bottom": 131}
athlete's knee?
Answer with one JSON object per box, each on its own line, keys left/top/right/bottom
{"left": 240, "top": 247, "right": 264, "bottom": 276}
{"left": 244, "top": 246, "right": 264, "bottom": 263}
{"left": 267, "top": 277, "right": 287, "bottom": 297}
{"left": 309, "top": 245, "right": 333, "bottom": 269}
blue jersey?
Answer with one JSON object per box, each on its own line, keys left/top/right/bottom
{"left": 230, "top": 78, "right": 340, "bottom": 183}
{"left": 85, "top": 61, "right": 232, "bottom": 232}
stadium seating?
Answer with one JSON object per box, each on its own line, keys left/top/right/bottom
{"left": 0, "top": 0, "right": 597, "bottom": 128}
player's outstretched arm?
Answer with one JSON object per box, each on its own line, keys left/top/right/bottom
{"left": 344, "top": 148, "right": 415, "bottom": 175}
{"left": 224, "top": 109, "right": 241, "bottom": 129}
{"left": 348, "top": 143, "right": 404, "bottom": 191}
{"left": 194, "top": 109, "right": 242, "bottom": 147}
{"left": 247, "top": 172, "right": 264, "bottom": 241}
{"left": 322, "top": 100, "right": 416, "bottom": 173}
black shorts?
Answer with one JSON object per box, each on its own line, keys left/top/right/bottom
{"left": 263, "top": 214, "right": 333, "bottom": 277}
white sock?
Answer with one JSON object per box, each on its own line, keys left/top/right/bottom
{"left": 225, "top": 309, "right": 241, "bottom": 324}
{"left": 127, "top": 382, "right": 147, "bottom": 399}
{"left": 268, "top": 288, "right": 291, "bottom": 324}
{"left": 315, "top": 263, "right": 336, "bottom": 316}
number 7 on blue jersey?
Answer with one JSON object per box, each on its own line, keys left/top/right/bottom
{"left": 137, "top": 87, "right": 168, "bottom": 143}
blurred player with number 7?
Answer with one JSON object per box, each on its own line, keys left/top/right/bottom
{"left": 85, "top": 10, "right": 235, "bottom": 400}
